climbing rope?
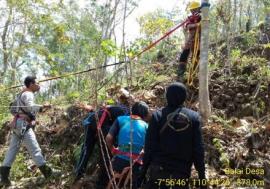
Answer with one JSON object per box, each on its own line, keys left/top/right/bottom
{"left": 117, "top": 0, "right": 136, "bottom": 187}
{"left": 97, "top": 121, "right": 118, "bottom": 189}
{"left": 93, "top": 58, "right": 118, "bottom": 189}
{"left": 5, "top": 61, "right": 128, "bottom": 90}
{"left": 127, "top": 52, "right": 134, "bottom": 189}
{"left": 134, "top": 19, "right": 190, "bottom": 59}
{"left": 187, "top": 23, "right": 201, "bottom": 88}
{"left": 5, "top": 15, "right": 193, "bottom": 92}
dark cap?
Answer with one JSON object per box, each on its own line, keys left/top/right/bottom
{"left": 166, "top": 82, "right": 187, "bottom": 107}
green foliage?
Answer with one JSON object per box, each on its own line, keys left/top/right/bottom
{"left": 238, "top": 56, "right": 267, "bottom": 68}
{"left": 263, "top": 43, "right": 270, "bottom": 48}
{"left": 213, "top": 138, "right": 230, "bottom": 168}
{"left": 238, "top": 57, "right": 270, "bottom": 80}
{"left": 50, "top": 155, "right": 62, "bottom": 167}
{"left": 53, "top": 24, "right": 71, "bottom": 45}
{"left": 138, "top": 9, "right": 174, "bottom": 39}
{"left": 127, "top": 38, "right": 149, "bottom": 58}
{"left": 231, "top": 49, "right": 241, "bottom": 59}
{"left": 101, "top": 39, "right": 117, "bottom": 56}
{"left": 66, "top": 91, "right": 81, "bottom": 103}
{"left": 210, "top": 115, "right": 231, "bottom": 128}
{"left": 241, "top": 31, "right": 258, "bottom": 47}
{"left": 0, "top": 0, "right": 106, "bottom": 99}
{"left": 0, "top": 86, "right": 13, "bottom": 127}
{"left": 7, "top": 0, "right": 29, "bottom": 8}
{"left": 261, "top": 66, "right": 270, "bottom": 78}
{"left": 256, "top": 99, "right": 266, "bottom": 115}
{"left": 73, "top": 136, "right": 84, "bottom": 163}
{"left": 73, "top": 144, "right": 82, "bottom": 164}
{"left": 11, "top": 152, "right": 32, "bottom": 180}
{"left": 135, "top": 67, "right": 169, "bottom": 90}
{"left": 98, "top": 91, "right": 107, "bottom": 102}
{"left": 261, "top": 0, "right": 270, "bottom": 8}
{"left": 106, "top": 98, "right": 115, "bottom": 105}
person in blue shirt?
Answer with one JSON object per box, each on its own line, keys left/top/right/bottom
{"left": 106, "top": 101, "right": 149, "bottom": 189}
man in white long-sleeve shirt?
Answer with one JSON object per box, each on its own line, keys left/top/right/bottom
{"left": 0, "top": 76, "right": 55, "bottom": 186}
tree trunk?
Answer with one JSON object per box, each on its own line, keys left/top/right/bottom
{"left": 233, "top": 0, "right": 237, "bottom": 34}
{"left": 199, "top": 0, "right": 211, "bottom": 123}
{"left": 0, "top": 7, "right": 13, "bottom": 84}
{"left": 265, "top": 11, "right": 270, "bottom": 35}
{"left": 214, "top": 21, "right": 218, "bottom": 55}
{"left": 121, "top": 0, "right": 129, "bottom": 89}
{"left": 225, "top": 0, "right": 231, "bottom": 74}
{"left": 254, "top": 0, "right": 260, "bottom": 24}
{"left": 246, "top": 5, "right": 252, "bottom": 32}
{"left": 101, "top": 0, "right": 121, "bottom": 79}
{"left": 11, "top": 22, "right": 27, "bottom": 85}
{"left": 225, "top": 24, "right": 231, "bottom": 74}
{"left": 239, "top": 1, "right": 243, "bottom": 32}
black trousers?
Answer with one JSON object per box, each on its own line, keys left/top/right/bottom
{"left": 75, "top": 124, "right": 112, "bottom": 189}
{"left": 179, "top": 49, "right": 191, "bottom": 63}
{"left": 95, "top": 139, "right": 113, "bottom": 188}
{"left": 75, "top": 124, "right": 97, "bottom": 179}
{"left": 111, "top": 156, "right": 141, "bottom": 189}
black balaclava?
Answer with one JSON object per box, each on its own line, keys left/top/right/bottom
{"left": 166, "top": 82, "right": 187, "bottom": 108}
{"left": 132, "top": 101, "right": 149, "bottom": 119}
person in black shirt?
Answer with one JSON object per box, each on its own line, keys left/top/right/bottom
{"left": 142, "top": 82, "right": 205, "bottom": 189}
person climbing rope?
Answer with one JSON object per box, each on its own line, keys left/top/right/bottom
{"left": 178, "top": 1, "right": 201, "bottom": 78}
{"left": 73, "top": 88, "right": 134, "bottom": 189}
{"left": 106, "top": 101, "right": 149, "bottom": 189}
{"left": 0, "top": 76, "right": 59, "bottom": 187}
{"left": 141, "top": 82, "right": 206, "bottom": 189}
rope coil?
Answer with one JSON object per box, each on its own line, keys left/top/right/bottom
{"left": 187, "top": 23, "right": 200, "bottom": 88}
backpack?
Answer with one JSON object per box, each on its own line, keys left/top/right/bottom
{"left": 9, "top": 92, "right": 35, "bottom": 121}
{"left": 9, "top": 93, "right": 25, "bottom": 116}
{"left": 82, "top": 107, "right": 112, "bottom": 128}
{"left": 82, "top": 112, "right": 95, "bottom": 127}
{"left": 160, "top": 107, "right": 191, "bottom": 134}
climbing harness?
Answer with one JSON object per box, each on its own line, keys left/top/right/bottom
{"left": 111, "top": 147, "right": 143, "bottom": 165}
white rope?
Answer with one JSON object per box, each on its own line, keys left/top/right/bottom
{"left": 97, "top": 128, "right": 117, "bottom": 189}
{"left": 93, "top": 57, "right": 118, "bottom": 189}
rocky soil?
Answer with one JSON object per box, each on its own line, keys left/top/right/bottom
{"left": 0, "top": 60, "right": 269, "bottom": 189}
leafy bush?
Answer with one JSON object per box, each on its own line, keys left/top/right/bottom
{"left": 0, "top": 86, "right": 13, "bottom": 128}
{"left": 66, "top": 91, "right": 81, "bottom": 103}
{"left": 231, "top": 49, "right": 241, "bottom": 59}
{"left": 241, "top": 31, "right": 258, "bottom": 47}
